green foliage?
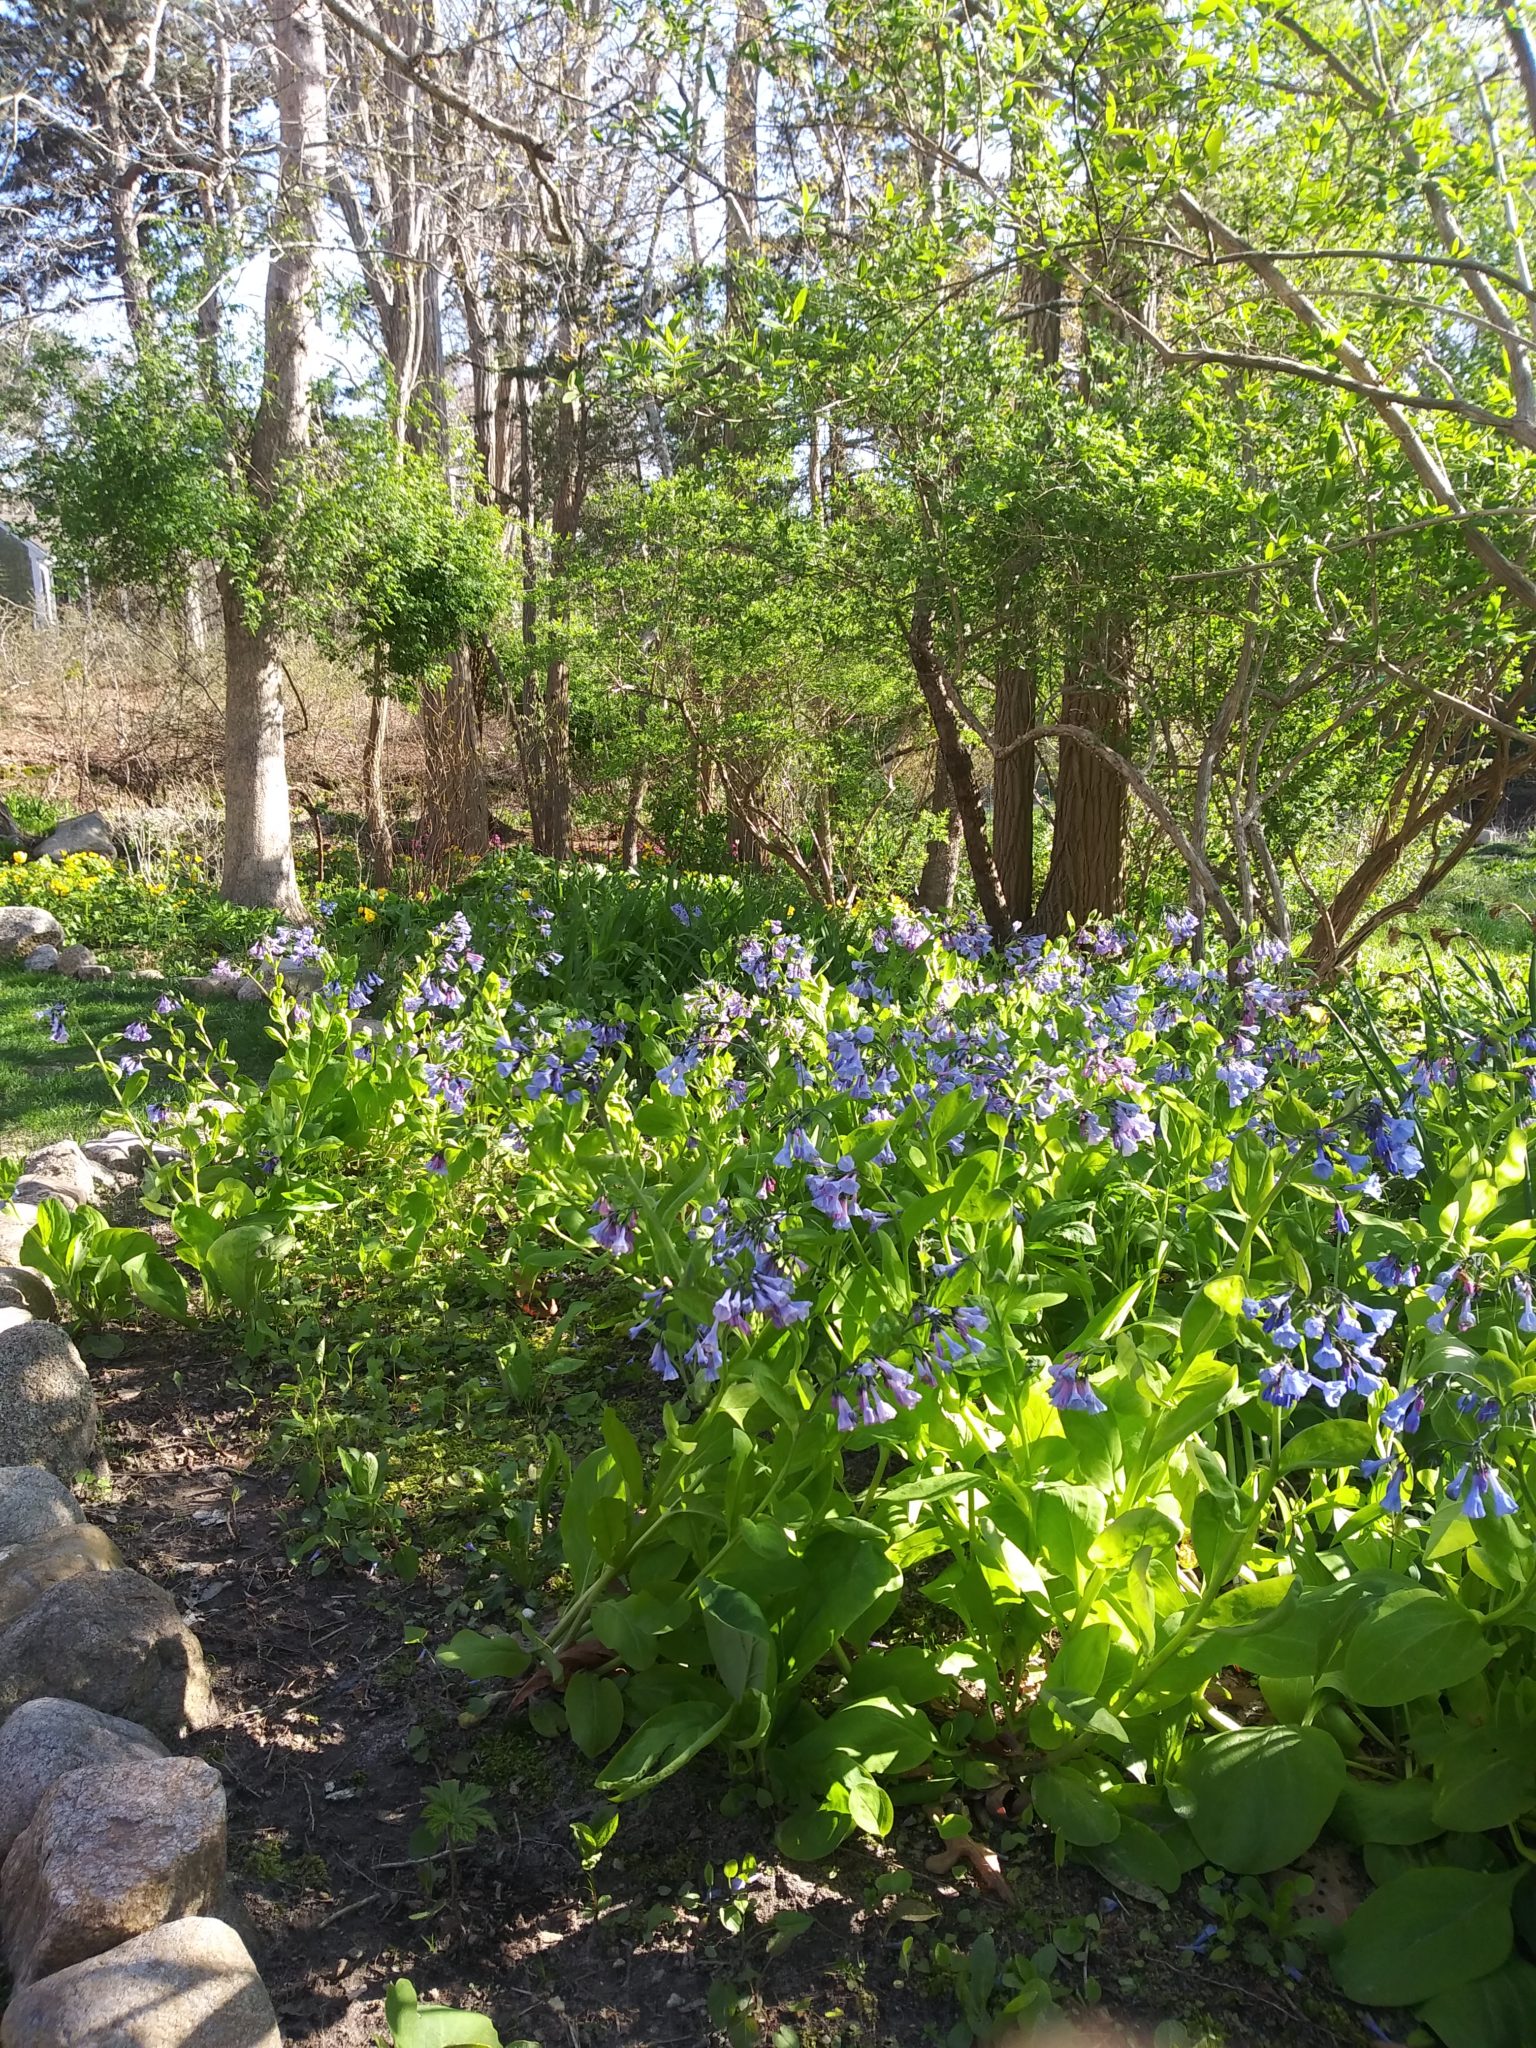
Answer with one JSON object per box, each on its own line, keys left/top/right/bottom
{"left": 19, "top": 1197, "right": 189, "bottom": 1326}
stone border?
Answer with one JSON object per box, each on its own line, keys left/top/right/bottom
{"left": 0, "top": 1138, "right": 284, "bottom": 2047}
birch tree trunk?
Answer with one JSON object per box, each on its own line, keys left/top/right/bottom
{"left": 220, "top": 0, "right": 323, "bottom": 915}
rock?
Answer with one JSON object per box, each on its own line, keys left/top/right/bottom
{"left": 0, "top": 1916, "right": 278, "bottom": 2048}
{"left": 0, "top": 1205, "right": 39, "bottom": 1264}
{"left": 0, "top": 1698, "right": 165, "bottom": 1863}
{"left": 22, "top": 945, "right": 59, "bottom": 973}
{"left": 0, "top": 1265, "right": 56, "bottom": 1319}
{"left": 0, "top": 906, "right": 63, "bottom": 962}
{"left": 54, "top": 944, "right": 95, "bottom": 975}
{"left": 0, "top": 1525, "right": 122, "bottom": 1629}
{"left": 0, "top": 1306, "right": 31, "bottom": 1335}
{"left": 2, "top": 1755, "right": 226, "bottom": 1988}
{"left": 21, "top": 1141, "right": 114, "bottom": 1205}
{"left": 71, "top": 962, "right": 111, "bottom": 982}
{"left": 264, "top": 955, "right": 324, "bottom": 995}
{"left": 184, "top": 971, "right": 262, "bottom": 1002}
{"left": 82, "top": 1131, "right": 151, "bottom": 1176}
{"left": 0, "top": 1323, "right": 98, "bottom": 1481}
{"left": 31, "top": 811, "right": 115, "bottom": 861}
{"left": 11, "top": 1177, "right": 78, "bottom": 1210}
{"left": 0, "top": 1569, "right": 216, "bottom": 1738}
{"left": 233, "top": 975, "right": 267, "bottom": 1002}
{"left": 0, "top": 799, "right": 24, "bottom": 849}
{"left": 0, "top": 1468, "right": 82, "bottom": 1548}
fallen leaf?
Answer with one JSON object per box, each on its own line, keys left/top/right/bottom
{"left": 924, "top": 1834, "right": 1013, "bottom": 1901}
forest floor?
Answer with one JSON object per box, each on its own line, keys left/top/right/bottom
{"left": 89, "top": 1326, "right": 1385, "bottom": 2048}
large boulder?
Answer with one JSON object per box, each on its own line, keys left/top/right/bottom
{"left": 0, "top": 1697, "right": 166, "bottom": 1861}
{"left": 2, "top": 1755, "right": 226, "bottom": 1988}
{"left": 0, "top": 1306, "right": 30, "bottom": 1336}
{"left": 22, "top": 945, "right": 59, "bottom": 973}
{"left": 54, "top": 944, "right": 96, "bottom": 977}
{"left": 0, "top": 1468, "right": 82, "bottom": 1549}
{"left": 0, "top": 1916, "right": 278, "bottom": 2048}
{"left": 0, "top": 1569, "right": 216, "bottom": 1739}
{"left": 0, "top": 907, "right": 63, "bottom": 962}
{"left": 31, "top": 811, "right": 115, "bottom": 861}
{"left": 0, "top": 799, "right": 23, "bottom": 849}
{"left": 0, "top": 1265, "right": 56, "bottom": 1319}
{"left": 11, "top": 1177, "right": 78, "bottom": 1210}
{"left": 20, "top": 1140, "right": 114, "bottom": 1206}
{"left": 0, "top": 1525, "right": 122, "bottom": 1630}
{"left": 82, "top": 1130, "right": 151, "bottom": 1176}
{"left": 0, "top": 1323, "right": 98, "bottom": 1482}
{"left": 0, "top": 1205, "right": 39, "bottom": 1265}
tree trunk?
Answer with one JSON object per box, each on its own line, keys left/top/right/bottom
{"left": 218, "top": 569, "right": 303, "bottom": 914}
{"left": 542, "top": 654, "right": 572, "bottom": 858}
{"left": 621, "top": 762, "right": 648, "bottom": 869}
{"left": 993, "top": 660, "right": 1035, "bottom": 923}
{"left": 220, "top": 0, "right": 325, "bottom": 915}
{"left": 362, "top": 670, "right": 393, "bottom": 885}
{"left": 915, "top": 751, "right": 961, "bottom": 912}
{"left": 723, "top": 0, "right": 763, "bottom": 334}
{"left": 907, "top": 602, "right": 1009, "bottom": 939}
{"left": 420, "top": 646, "right": 488, "bottom": 860}
{"left": 1035, "top": 614, "right": 1130, "bottom": 935}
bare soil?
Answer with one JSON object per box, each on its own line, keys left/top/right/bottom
{"left": 81, "top": 1330, "right": 1380, "bottom": 2048}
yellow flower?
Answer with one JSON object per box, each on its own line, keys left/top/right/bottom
{"left": 361, "top": 906, "right": 377, "bottom": 923}
{"left": 9, "top": 851, "right": 23, "bottom": 865}
{"left": 374, "top": 888, "right": 388, "bottom": 900}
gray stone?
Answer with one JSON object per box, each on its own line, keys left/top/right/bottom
{"left": 0, "top": 1468, "right": 82, "bottom": 1549}
{"left": 0, "top": 1305, "right": 30, "bottom": 1335}
{"left": 54, "top": 944, "right": 95, "bottom": 974}
{"left": 0, "top": 1698, "right": 166, "bottom": 1863}
{"left": 233, "top": 975, "right": 267, "bottom": 1002}
{"left": 0, "top": 1916, "right": 278, "bottom": 2048}
{"left": 31, "top": 811, "right": 115, "bottom": 861}
{"left": 0, "top": 1265, "right": 56, "bottom": 1319}
{"left": 70, "top": 963, "right": 111, "bottom": 982}
{"left": 0, "top": 906, "right": 63, "bottom": 961}
{"left": 264, "top": 955, "right": 324, "bottom": 995}
{"left": 21, "top": 1141, "right": 113, "bottom": 1205}
{"left": 0, "top": 1569, "right": 216, "bottom": 1739}
{"left": 22, "top": 945, "right": 59, "bottom": 973}
{"left": 0, "top": 799, "right": 23, "bottom": 849}
{"left": 2, "top": 1755, "right": 226, "bottom": 1988}
{"left": 82, "top": 1131, "right": 151, "bottom": 1176}
{"left": 0, "top": 1323, "right": 98, "bottom": 1481}
{"left": 0, "top": 1205, "right": 38, "bottom": 1265}
{"left": 11, "top": 1177, "right": 79, "bottom": 1210}
{"left": 0, "top": 1525, "right": 122, "bottom": 1629}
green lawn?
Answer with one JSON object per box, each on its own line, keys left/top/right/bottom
{"left": 0, "top": 971, "right": 278, "bottom": 1155}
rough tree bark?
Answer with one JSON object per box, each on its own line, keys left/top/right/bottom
{"left": 992, "top": 660, "right": 1036, "bottom": 923}
{"left": 907, "top": 601, "right": 1010, "bottom": 940}
{"left": 220, "top": 0, "right": 324, "bottom": 916}
{"left": 915, "top": 750, "right": 961, "bottom": 912}
{"left": 1035, "top": 612, "right": 1131, "bottom": 935}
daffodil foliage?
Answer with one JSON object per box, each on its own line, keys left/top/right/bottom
{"left": 110, "top": 870, "right": 1536, "bottom": 2036}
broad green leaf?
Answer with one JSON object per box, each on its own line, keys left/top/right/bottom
{"left": 596, "top": 1694, "right": 733, "bottom": 1798}
{"left": 435, "top": 1631, "right": 532, "bottom": 1683}
{"left": 384, "top": 1979, "right": 502, "bottom": 2048}
{"left": 1278, "top": 1419, "right": 1373, "bottom": 1474}
{"left": 564, "top": 1671, "right": 623, "bottom": 1758}
{"left": 1341, "top": 1591, "right": 1490, "bottom": 1708}
{"left": 1084, "top": 1814, "right": 1181, "bottom": 1900}
{"left": 1331, "top": 1776, "right": 1443, "bottom": 1847}
{"left": 1033, "top": 1766, "right": 1121, "bottom": 1847}
{"left": 1171, "top": 1725, "right": 1345, "bottom": 1873}
{"left": 1421, "top": 1958, "right": 1536, "bottom": 2048}
{"left": 1331, "top": 1867, "right": 1518, "bottom": 2006}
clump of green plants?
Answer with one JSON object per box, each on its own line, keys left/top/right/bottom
{"left": 95, "top": 866, "right": 1536, "bottom": 2048}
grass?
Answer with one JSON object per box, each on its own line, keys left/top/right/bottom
{"left": 0, "top": 971, "right": 278, "bottom": 1154}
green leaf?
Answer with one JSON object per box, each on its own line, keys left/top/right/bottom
{"left": 776, "top": 1802, "right": 854, "bottom": 1861}
{"left": 435, "top": 1631, "right": 532, "bottom": 1683}
{"left": 1331, "top": 1867, "right": 1518, "bottom": 2006}
{"left": 200, "top": 1220, "right": 295, "bottom": 1310}
{"left": 1341, "top": 1590, "right": 1491, "bottom": 1708}
{"left": 121, "top": 1249, "right": 190, "bottom": 1322}
{"left": 565, "top": 1670, "right": 624, "bottom": 1758}
{"left": 1331, "top": 1776, "right": 1443, "bottom": 1847}
{"left": 844, "top": 1766, "right": 894, "bottom": 1838}
{"left": 1171, "top": 1726, "right": 1345, "bottom": 1873}
{"left": 384, "top": 1979, "right": 502, "bottom": 2048}
{"left": 1430, "top": 1727, "right": 1536, "bottom": 1833}
{"left": 1033, "top": 1766, "right": 1121, "bottom": 1848}
{"left": 1421, "top": 1958, "right": 1536, "bottom": 2048}
{"left": 596, "top": 1695, "right": 733, "bottom": 1798}
{"left": 777, "top": 1528, "right": 901, "bottom": 1677}
{"left": 1277, "top": 1419, "right": 1373, "bottom": 1474}
{"left": 699, "top": 1578, "right": 773, "bottom": 1702}
{"left": 1083, "top": 1814, "right": 1181, "bottom": 1901}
